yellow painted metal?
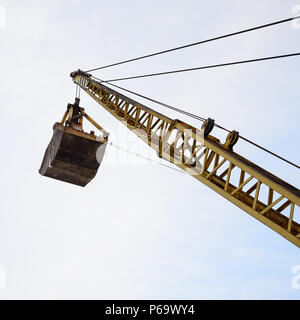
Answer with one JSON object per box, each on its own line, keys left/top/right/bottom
{"left": 81, "top": 111, "right": 109, "bottom": 137}
{"left": 72, "top": 71, "right": 300, "bottom": 248}
{"left": 60, "top": 104, "right": 109, "bottom": 141}
{"left": 60, "top": 109, "right": 69, "bottom": 125}
{"left": 68, "top": 106, "right": 73, "bottom": 123}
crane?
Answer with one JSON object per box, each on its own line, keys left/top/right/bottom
{"left": 39, "top": 69, "right": 300, "bottom": 248}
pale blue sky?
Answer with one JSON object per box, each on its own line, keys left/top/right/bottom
{"left": 0, "top": 0, "right": 299, "bottom": 299}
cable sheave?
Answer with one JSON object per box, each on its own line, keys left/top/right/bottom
{"left": 91, "top": 76, "right": 300, "bottom": 169}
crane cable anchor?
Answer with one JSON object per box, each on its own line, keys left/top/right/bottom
{"left": 201, "top": 117, "right": 215, "bottom": 137}
{"left": 224, "top": 130, "right": 239, "bottom": 149}
{"left": 201, "top": 117, "right": 239, "bottom": 149}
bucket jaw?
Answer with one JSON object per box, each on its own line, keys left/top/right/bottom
{"left": 39, "top": 99, "right": 108, "bottom": 187}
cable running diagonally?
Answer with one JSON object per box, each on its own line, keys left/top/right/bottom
{"left": 92, "top": 76, "right": 206, "bottom": 121}
{"left": 84, "top": 15, "right": 300, "bottom": 72}
{"left": 109, "top": 142, "right": 186, "bottom": 174}
{"left": 91, "top": 76, "right": 300, "bottom": 169}
{"left": 101, "top": 53, "right": 300, "bottom": 83}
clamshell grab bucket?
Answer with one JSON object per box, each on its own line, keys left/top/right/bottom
{"left": 39, "top": 122, "right": 107, "bottom": 187}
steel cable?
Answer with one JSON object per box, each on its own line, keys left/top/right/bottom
{"left": 91, "top": 76, "right": 300, "bottom": 169}
{"left": 84, "top": 15, "right": 300, "bottom": 73}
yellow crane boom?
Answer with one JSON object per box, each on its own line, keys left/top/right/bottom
{"left": 70, "top": 69, "right": 300, "bottom": 248}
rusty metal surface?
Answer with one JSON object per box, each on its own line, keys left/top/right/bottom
{"left": 39, "top": 122, "right": 107, "bottom": 187}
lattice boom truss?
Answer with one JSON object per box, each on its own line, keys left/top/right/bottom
{"left": 73, "top": 73, "right": 300, "bottom": 248}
